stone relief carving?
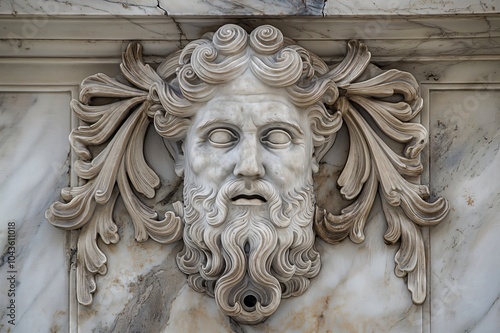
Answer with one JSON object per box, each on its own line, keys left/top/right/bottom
{"left": 46, "top": 24, "right": 449, "bottom": 324}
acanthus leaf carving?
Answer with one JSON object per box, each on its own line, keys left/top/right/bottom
{"left": 76, "top": 187, "right": 119, "bottom": 306}
{"left": 315, "top": 53, "right": 449, "bottom": 304}
{"left": 46, "top": 42, "right": 184, "bottom": 305}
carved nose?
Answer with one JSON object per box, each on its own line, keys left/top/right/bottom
{"left": 233, "top": 138, "right": 265, "bottom": 178}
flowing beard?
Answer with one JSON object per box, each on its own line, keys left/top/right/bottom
{"left": 177, "top": 178, "right": 320, "bottom": 324}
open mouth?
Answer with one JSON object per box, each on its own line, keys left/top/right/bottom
{"left": 231, "top": 194, "right": 267, "bottom": 206}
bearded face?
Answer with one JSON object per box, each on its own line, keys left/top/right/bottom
{"left": 175, "top": 73, "right": 321, "bottom": 324}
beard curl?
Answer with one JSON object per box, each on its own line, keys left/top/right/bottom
{"left": 177, "top": 178, "right": 320, "bottom": 323}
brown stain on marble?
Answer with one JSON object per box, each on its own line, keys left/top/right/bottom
{"left": 79, "top": 306, "right": 98, "bottom": 319}
{"left": 466, "top": 195, "right": 475, "bottom": 206}
{"left": 280, "top": 295, "right": 333, "bottom": 332}
{"left": 314, "top": 164, "right": 353, "bottom": 215}
{"left": 272, "top": 292, "right": 400, "bottom": 333}
{"left": 185, "top": 310, "right": 233, "bottom": 333}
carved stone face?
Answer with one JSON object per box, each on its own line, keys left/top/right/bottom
{"left": 177, "top": 71, "right": 321, "bottom": 323}
{"left": 183, "top": 71, "right": 318, "bottom": 195}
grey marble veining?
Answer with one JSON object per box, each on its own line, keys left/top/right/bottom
{"left": 0, "top": 92, "right": 70, "bottom": 333}
{"left": 1, "top": 0, "right": 498, "bottom": 16}
{"left": 0, "top": 4, "right": 499, "bottom": 331}
{"left": 323, "top": 0, "right": 499, "bottom": 15}
{"left": 430, "top": 90, "right": 500, "bottom": 332}
{"left": 0, "top": 0, "right": 164, "bottom": 16}
{"left": 160, "top": 0, "right": 324, "bottom": 16}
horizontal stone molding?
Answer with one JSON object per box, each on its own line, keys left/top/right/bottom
{"left": 0, "top": 15, "right": 498, "bottom": 59}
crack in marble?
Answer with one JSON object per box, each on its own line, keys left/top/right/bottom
{"left": 171, "top": 17, "right": 189, "bottom": 50}
{"left": 157, "top": 0, "right": 168, "bottom": 15}
{"left": 484, "top": 16, "right": 493, "bottom": 41}
{"left": 156, "top": 0, "right": 190, "bottom": 49}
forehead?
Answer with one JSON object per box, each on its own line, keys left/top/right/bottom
{"left": 193, "top": 93, "right": 305, "bottom": 131}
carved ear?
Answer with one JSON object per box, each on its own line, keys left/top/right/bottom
{"left": 164, "top": 140, "right": 185, "bottom": 177}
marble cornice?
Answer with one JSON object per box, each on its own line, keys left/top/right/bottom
{"left": 1, "top": 15, "right": 499, "bottom": 60}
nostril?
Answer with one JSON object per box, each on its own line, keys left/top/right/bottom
{"left": 233, "top": 147, "right": 265, "bottom": 177}
{"left": 243, "top": 294, "right": 257, "bottom": 308}
{"left": 234, "top": 161, "right": 264, "bottom": 177}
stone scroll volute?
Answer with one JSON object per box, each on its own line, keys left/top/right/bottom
{"left": 46, "top": 24, "right": 449, "bottom": 324}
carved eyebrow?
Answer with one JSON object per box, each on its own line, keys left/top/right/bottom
{"left": 197, "top": 116, "right": 304, "bottom": 136}
{"left": 195, "top": 103, "right": 305, "bottom": 135}
{"left": 257, "top": 116, "right": 304, "bottom": 135}
{"left": 196, "top": 117, "right": 234, "bottom": 134}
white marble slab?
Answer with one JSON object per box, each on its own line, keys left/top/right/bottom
{"left": 323, "top": 0, "right": 499, "bottom": 15}
{"left": 159, "top": 0, "right": 324, "bottom": 16}
{"left": 1, "top": 0, "right": 497, "bottom": 16}
{"left": 429, "top": 89, "right": 500, "bottom": 333}
{"left": 0, "top": 92, "right": 71, "bottom": 332}
{"left": 0, "top": 0, "right": 164, "bottom": 16}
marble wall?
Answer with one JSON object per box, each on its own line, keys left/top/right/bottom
{"left": 429, "top": 87, "right": 500, "bottom": 332}
{"left": 0, "top": 2, "right": 499, "bottom": 332}
{"left": 0, "top": 92, "right": 71, "bottom": 332}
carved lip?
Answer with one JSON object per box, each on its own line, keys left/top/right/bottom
{"left": 231, "top": 194, "right": 267, "bottom": 206}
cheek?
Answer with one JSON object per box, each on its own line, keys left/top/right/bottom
{"left": 265, "top": 148, "right": 312, "bottom": 185}
{"left": 187, "top": 146, "right": 233, "bottom": 183}
{"left": 189, "top": 151, "right": 211, "bottom": 175}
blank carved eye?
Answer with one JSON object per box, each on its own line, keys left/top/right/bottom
{"left": 261, "top": 129, "right": 292, "bottom": 149}
{"left": 208, "top": 128, "right": 238, "bottom": 148}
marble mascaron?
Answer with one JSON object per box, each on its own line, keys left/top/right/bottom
{"left": 1, "top": 2, "right": 500, "bottom": 332}
{"left": 45, "top": 24, "right": 448, "bottom": 324}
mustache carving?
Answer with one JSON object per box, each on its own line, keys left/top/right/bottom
{"left": 177, "top": 178, "right": 320, "bottom": 324}
{"left": 207, "top": 179, "right": 289, "bottom": 228}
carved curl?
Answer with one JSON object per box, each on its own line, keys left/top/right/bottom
{"left": 155, "top": 24, "right": 341, "bottom": 155}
